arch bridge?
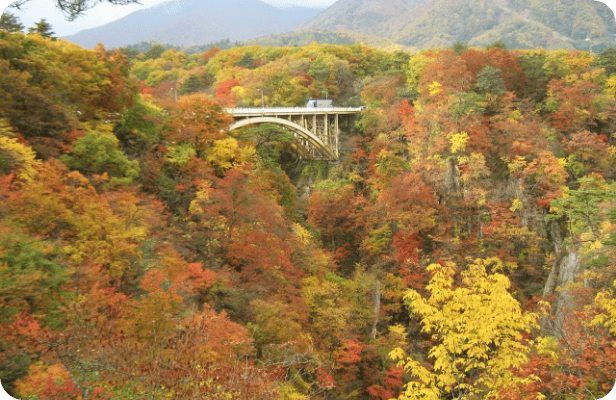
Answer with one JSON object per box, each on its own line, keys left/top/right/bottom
{"left": 225, "top": 107, "right": 363, "bottom": 160}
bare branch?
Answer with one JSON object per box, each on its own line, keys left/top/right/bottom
{"left": 9, "top": 0, "right": 142, "bottom": 21}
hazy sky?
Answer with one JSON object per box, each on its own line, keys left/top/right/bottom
{"left": 0, "top": 0, "right": 338, "bottom": 36}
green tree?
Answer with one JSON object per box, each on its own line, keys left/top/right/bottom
{"left": 179, "top": 74, "right": 205, "bottom": 95}
{"left": 117, "top": 46, "right": 139, "bottom": 60}
{"left": 143, "top": 43, "right": 166, "bottom": 60}
{"left": 452, "top": 41, "right": 468, "bottom": 54}
{"left": 0, "top": 232, "right": 70, "bottom": 324}
{"left": 548, "top": 175, "right": 616, "bottom": 265}
{"left": 517, "top": 50, "right": 552, "bottom": 102}
{"left": 487, "top": 40, "right": 507, "bottom": 50}
{"left": 237, "top": 51, "right": 256, "bottom": 68}
{"left": 0, "top": 12, "right": 24, "bottom": 33}
{"left": 113, "top": 97, "right": 158, "bottom": 156}
{"left": 27, "top": 18, "right": 55, "bottom": 38}
{"left": 595, "top": 47, "right": 616, "bottom": 75}
{"left": 475, "top": 65, "right": 506, "bottom": 97}
{"left": 59, "top": 131, "right": 140, "bottom": 186}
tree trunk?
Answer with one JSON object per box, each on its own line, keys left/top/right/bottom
{"left": 370, "top": 281, "right": 380, "bottom": 340}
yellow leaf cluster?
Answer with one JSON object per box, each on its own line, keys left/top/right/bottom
{"left": 407, "top": 54, "right": 434, "bottom": 93}
{"left": 510, "top": 198, "right": 524, "bottom": 212}
{"left": 291, "top": 223, "right": 313, "bottom": 245}
{"left": 394, "top": 259, "right": 541, "bottom": 400}
{"left": 205, "top": 137, "right": 254, "bottom": 172}
{"left": 564, "top": 74, "right": 579, "bottom": 84}
{"left": 507, "top": 109, "right": 523, "bottom": 122}
{"left": 591, "top": 281, "right": 616, "bottom": 336}
{"left": 448, "top": 131, "right": 469, "bottom": 154}
{"left": 581, "top": 69, "right": 604, "bottom": 83}
{"left": 0, "top": 119, "right": 39, "bottom": 180}
{"left": 428, "top": 81, "right": 442, "bottom": 97}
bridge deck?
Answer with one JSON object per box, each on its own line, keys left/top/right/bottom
{"left": 225, "top": 107, "right": 364, "bottom": 116}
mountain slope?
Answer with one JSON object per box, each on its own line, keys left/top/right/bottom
{"left": 299, "top": 0, "right": 616, "bottom": 50}
{"left": 393, "top": 0, "right": 616, "bottom": 49}
{"left": 296, "top": 0, "right": 432, "bottom": 37}
{"left": 63, "top": 0, "right": 324, "bottom": 49}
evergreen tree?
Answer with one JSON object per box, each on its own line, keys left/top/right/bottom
{"left": 117, "top": 46, "right": 139, "bottom": 60}
{"left": 475, "top": 65, "right": 505, "bottom": 97}
{"left": 179, "top": 74, "right": 205, "bottom": 95}
{"left": 143, "top": 44, "right": 165, "bottom": 60}
{"left": 237, "top": 52, "right": 256, "bottom": 68}
{"left": 595, "top": 47, "right": 616, "bottom": 75}
{"left": 0, "top": 12, "right": 24, "bottom": 33}
{"left": 487, "top": 40, "right": 507, "bottom": 50}
{"left": 452, "top": 41, "right": 468, "bottom": 54}
{"left": 27, "top": 18, "right": 55, "bottom": 38}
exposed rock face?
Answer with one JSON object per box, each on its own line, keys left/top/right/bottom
{"left": 542, "top": 245, "right": 585, "bottom": 337}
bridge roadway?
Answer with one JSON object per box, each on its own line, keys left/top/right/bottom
{"left": 224, "top": 107, "right": 363, "bottom": 160}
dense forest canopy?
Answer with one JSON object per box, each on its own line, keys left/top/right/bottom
{"left": 1, "top": 27, "right": 616, "bottom": 400}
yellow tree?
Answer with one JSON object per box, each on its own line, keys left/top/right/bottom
{"left": 390, "top": 258, "right": 543, "bottom": 400}
{"left": 0, "top": 119, "right": 39, "bottom": 180}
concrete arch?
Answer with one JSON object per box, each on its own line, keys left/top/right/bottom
{"left": 228, "top": 117, "right": 337, "bottom": 160}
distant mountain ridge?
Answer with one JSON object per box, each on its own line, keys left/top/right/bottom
{"left": 63, "top": 0, "right": 324, "bottom": 49}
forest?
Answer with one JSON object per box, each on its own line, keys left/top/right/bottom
{"left": 1, "top": 26, "right": 616, "bottom": 400}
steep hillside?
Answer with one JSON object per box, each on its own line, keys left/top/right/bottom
{"left": 63, "top": 0, "right": 324, "bottom": 48}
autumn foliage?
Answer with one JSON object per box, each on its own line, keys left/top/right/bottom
{"left": 2, "top": 31, "right": 616, "bottom": 400}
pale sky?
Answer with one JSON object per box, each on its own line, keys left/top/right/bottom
{"left": 0, "top": 0, "right": 338, "bottom": 36}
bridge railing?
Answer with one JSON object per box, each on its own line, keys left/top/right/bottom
{"left": 224, "top": 107, "right": 364, "bottom": 114}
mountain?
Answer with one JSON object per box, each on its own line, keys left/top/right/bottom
{"left": 63, "top": 0, "right": 616, "bottom": 51}
{"left": 63, "top": 0, "right": 324, "bottom": 49}
{"left": 296, "top": 0, "right": 431, "bottom": 37}
{"left": 297, "top": 0, "right": 616, "bottom": 50}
